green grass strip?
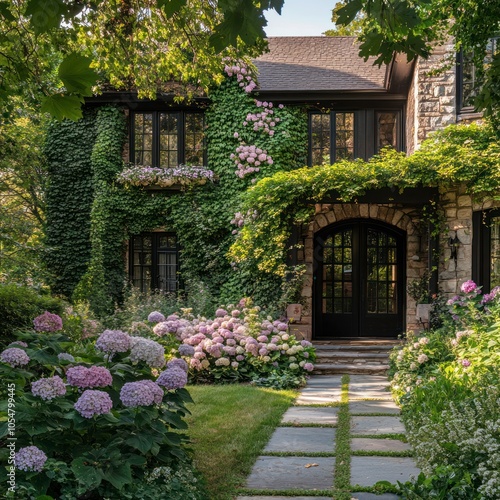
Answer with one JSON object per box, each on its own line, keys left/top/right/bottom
{"left": 263, "top": 451, "right": 336, "bottom": 457}
{"left": 350, "top": 412, "right": 400, "bottom": 417}
{"left": 278, "top": 422, "right": 337, "bottom": 428}
{"left": 351, "top": 433, "right": 407, "bottom": 441}
{"left": 351, "top": 450, "right": 413, "bottom": 457}
{"left": 238, "top": 488, "right": 333, "bottom": 496}
{"left": 333, "top": 374, "right": 351, "bottom": 497}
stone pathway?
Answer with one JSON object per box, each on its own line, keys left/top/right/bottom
{"left": 238, "top": 374, "right": 420, "bottom": 499}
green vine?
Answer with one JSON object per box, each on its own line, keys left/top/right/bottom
{"left": 229, "top": 123, "right": 500, "bottom": 275}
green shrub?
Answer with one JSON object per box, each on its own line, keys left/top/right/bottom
{"left": 0, "top": 284, "right": 63, "bottom": 346}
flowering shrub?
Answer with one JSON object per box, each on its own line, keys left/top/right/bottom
{"left": 150, "top": 301, "right": 316, "bottom": 387}
{"left": 0, "top": 322, "right": 198, "bottom": 499}
{"left": 390, "top": 281, "right": 500, "bottom": 497}
{"left": 117, "top": 164, "right": 215, "bottom": 188}
{"left": 223, "top": 60, "right": 257, "bottom": 93}
{"left": 231, "top": 143, "right": 274, "bottom": 178}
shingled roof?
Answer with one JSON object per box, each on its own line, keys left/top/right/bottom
{"left": 253, "top": 37, "right": 388, "bottom": 92}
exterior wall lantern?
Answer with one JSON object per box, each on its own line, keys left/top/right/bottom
{"left": 448, "top": 232, "right": 461, "bottom": 265}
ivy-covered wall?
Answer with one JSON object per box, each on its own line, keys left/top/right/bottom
{"left": 44, "top": 75, "right": 309, "bottom": 315}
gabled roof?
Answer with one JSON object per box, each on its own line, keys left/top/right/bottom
{"left": 253, "top": 37, "right": 388, "bottom": 93}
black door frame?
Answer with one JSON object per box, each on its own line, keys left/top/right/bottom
{"left": 313, "top": 218, "right": 406, "bottom": 339}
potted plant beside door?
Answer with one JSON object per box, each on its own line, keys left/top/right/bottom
{"left": 407, "top": 271, "right": 432, "bottom": 325}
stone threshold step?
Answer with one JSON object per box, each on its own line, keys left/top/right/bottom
{"left": 313, "top": 344, "right": 398, "bottom": 351}
{"left": 317, "top": 352, "right": 390, "bottom": 359}
{"left": 314, "top": 363, "right": 389, "bottom": 375}
{"left": 313, "top": 339, "right": 402, "bottom": 345}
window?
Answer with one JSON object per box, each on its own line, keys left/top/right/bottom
{"left": 130, "top": 233, "right": 179, "bottom": 293}
{"left": 310, "top": 112, "right": 354, "bottom": 165}
{"left": 457, "top": 37, "right": 499, "bottom": 111}
{"left": 132, "top": 112, "right": 205, "bottom": 167}
{"left": 309, "top": 110, "right": 400, "bottom": 166}
{"left": 473, "top": 210, "right": 500, "bottom": 292}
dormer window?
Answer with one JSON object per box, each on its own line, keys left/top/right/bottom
{"left": 131, "top": 111, "right": 206, "bottom": 167}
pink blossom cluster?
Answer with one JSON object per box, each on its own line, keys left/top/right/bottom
{"left": 66, "top": 365, "right": 113, "bottom": 389}
{"left": 230, "top": 210, "right": 257, "bottom": 236}
{"left": 33, "top": 311, "right": 63, "bottom": 332}
{"left": 243, "top": 100, "right": 281, "bottom": 135}
{"left": 120, "top": 380, "right": 164, "bottom": 407}
{"left": 74, "top": 389, "right": 113, "bottom": 418}
{"left": 224, "top": 61, "right": 257, "bottom": 92}
{"left": 0, "top": 347, "right": 30, "bottom": 367}
{"left": 156, "top": 306, "right": 315, "bottom": 374}
{"left": 153, "top": 314, "right": 193, "bottom": 339}
{"left": 117, "top": 165, "right": 215, "bottom": 188}
{"left": 31, "top": 375, "right": 67, "bottom": 400}
{"left": 231, "top": 144, "right": 273, "bottom": 178}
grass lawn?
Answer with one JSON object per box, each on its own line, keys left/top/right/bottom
{"left": 184, "top": 384, "right": 298, "bottom": 499}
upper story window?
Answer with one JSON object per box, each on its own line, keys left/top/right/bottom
{"left": 309, "top": 110, "right": 400, "bottom": 166}
{"left": 457, "top": 37, "right": 499, "bottom": 112}
{"left": 132, "top": 111, "right": 206, "bottom": 167}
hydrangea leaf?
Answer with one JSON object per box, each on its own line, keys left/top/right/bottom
{"left": 58, "top": 54, "right": 99, "bottom": 95}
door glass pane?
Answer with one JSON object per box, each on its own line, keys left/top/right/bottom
{"left": 491, "top": 216, "right": 500, "bottom": 288}
{"left": 335, "top": 112, "right": 354, "bottom": 160}
{"left": 310, "top": 113, "right": 331, "bottom": 165}
{"left": 366, "top": 227, "right": 398, "bottom": 315}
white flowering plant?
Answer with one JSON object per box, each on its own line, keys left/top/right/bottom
{"left": 0, "top": 324, "right": 207, "bottom": 500}
{"left": 389, "top": 280, "right": 500, "bottom": 497}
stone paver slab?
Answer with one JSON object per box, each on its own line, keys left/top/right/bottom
{"left": 351, "top": 493, "right": 400, "bottom": 500}
{"left": 351, "top": 438, "right": 411, "bottom": 452}
{"left": 351, "top": 456, "right": 420, "bottom": 486}
{"left": 305, "top": 375, "right": 343, "bottom": 387}
{"left": 349, "top": 378, "right": 392, "bottom": 400}
{"left": 246, "top": 456, "right": 334, "bottom": 490}
{"left": 264, "top": 427, "right": 336, "bottom": 453}
{"left": 351, "top": 416, "right": 405, "bottom": 435}
{"left": 282, "top": 406, "right": 339, "bottom": 425}
{"left": 238, "top": 497, "right": 332, "bottom": 500}
{"left": 349, "top": 400, "right": 400, "bottom": 414}
{"left": 295, "top": 387, "right": 342, "bottom": 405}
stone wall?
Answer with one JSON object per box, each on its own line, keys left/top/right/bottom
{"left": 411, "top": 42, "right": 457, "bottom": 147}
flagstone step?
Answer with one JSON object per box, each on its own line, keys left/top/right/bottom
{"left": 313, "top": 363, "right": 390, "bottom": 375}
{"left": 316, "top": 351, "right": 390, "bottom": 364}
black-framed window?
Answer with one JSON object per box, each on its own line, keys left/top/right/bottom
{"left": 473, "top": 209, "right": 500, "bottom": 292}
{"left": 309, "top": 110, "right": 401, "bottom": 166}
{"left": 131, "top": 111, "right": 205, "bottom": 167}
{"left": 457, "top": 37, "right": 499, "bottom": 112}
{"left": 130, "top": 232, "right": 179, "bottom": 293}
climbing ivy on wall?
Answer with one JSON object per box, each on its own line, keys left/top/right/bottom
{"left": 168, "top": 77, "right": 308, "bottom": 305}
{"left": 44, "top": 75, "right": 309, "bottom": 315}
{"left": 44, "top": 110, "right": 97, "bottom": 298}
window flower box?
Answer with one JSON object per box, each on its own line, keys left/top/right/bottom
{"left": 117, "top": 164, "right": 215, "bottom": 190}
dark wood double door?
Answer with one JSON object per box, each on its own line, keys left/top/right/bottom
{"left": 313, "top": 220, "right": 405, "bottom": 339}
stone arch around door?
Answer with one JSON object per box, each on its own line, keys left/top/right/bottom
{"left": 296, "top": 203, "right": 425, "bottom": 340}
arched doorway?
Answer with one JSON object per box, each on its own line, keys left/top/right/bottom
{"left": 313, "top": 219, "right": 406, "bottom": 339}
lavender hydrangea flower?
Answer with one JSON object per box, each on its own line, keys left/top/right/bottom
{"left": 74, "top": 390, "right": 113, "bottom": 418}
{"left": 120, "top": 380, "right": 164, "bottom": 407}
{"left": 461, "top": 358, "right": 471, "bottom": 367}
{"left": 66, "top": 366, "right": 113, "bottom": 388}
{"left": 33, "top": 311, "right": 63, "bottom": 332}
{"left": 130, "top": 337, "right": 165, "bottom": 368}
{"left": 156, "top": 367, "right": 187, "bottom": 390}
{"left": 148, "top": 311, "right": 165, "bottom": 323}
{"left": 8, "top": 341, "right": 28, "bottom": 348}
{"left": 215, "top": 308, "right": 227, "bottom": 317}
{"left": 15, "top": 446, "right": 47, "bottom": 472}
{"left": 167, "top": 358, "right": 188, "bottom": 373}
{"left": 58, "top": 352, "right": 75, "bottom": 362}
{"left": 32, "top": 375, "right": 67, "bottom": 400}
{"left": 1, "top": 347, "right": 30, "bottom": 367}
{"left": 303, "top": 362, "right": 314, "bottom": 372}
{"left": 178, "top": 344, "right": 195, "bottom": 357}
{"left": 95, "top": 329, "right": 131, "bottom": 354}
{"left": 461, "top": 280, "right": 478, "bottom": 294}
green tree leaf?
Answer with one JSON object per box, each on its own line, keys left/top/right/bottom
{"left": 58, "top": 54, "right": 99, "bottom": 95}
{"left": 157, "top": 0, "right": 187, "bottom": 17}
{"left": 41, "top": 94, "right": 84, "bottom": 121}
{"left": 25, "top": 0, "right": 66, "bottom": 34}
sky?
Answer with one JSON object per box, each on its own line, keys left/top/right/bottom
{"left": 264, "top": 0, "right": 336, "bottom": 37}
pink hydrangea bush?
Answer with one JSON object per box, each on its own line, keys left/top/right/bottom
{"left": 33, "top": 311, "right": 63, "bottom": 332}
{"left": 158, "top": 301, "right": 316, "bottom": 385}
